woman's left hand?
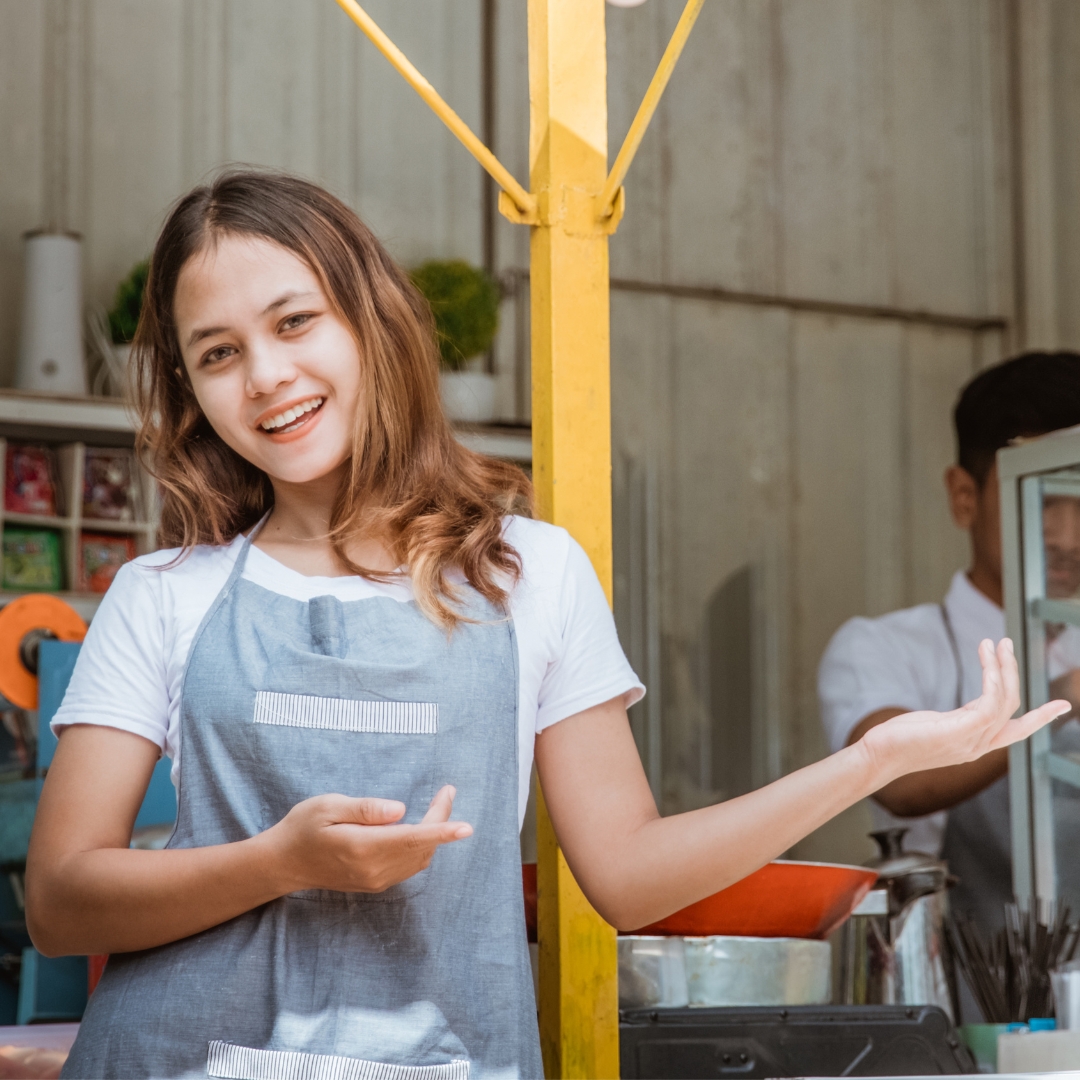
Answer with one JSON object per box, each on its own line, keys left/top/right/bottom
{"left": 859, "top": 638, "right": 1068, "bottom": 785}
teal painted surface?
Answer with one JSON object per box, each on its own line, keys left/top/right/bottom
{"left": 37, "top": 640, "right": 80, "bottom": 770}
{"left": 16, "top": 949, "right": 87, "bottom": 1024}
{"left": 39, "top": 639, "right": 176, "bottom": 830}
{"left": 0, "top": 780, "right": 38, "bottom": 865}
{"left": 135, "top": 756, "right": 176, "bottom": 829}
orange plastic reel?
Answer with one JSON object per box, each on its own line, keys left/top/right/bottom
{"left": 0, "top": 595, "right": 87, "bottom": 710}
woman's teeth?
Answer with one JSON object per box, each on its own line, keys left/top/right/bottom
{"left": 260, "top": 397, "right": 324, "bottom": 432}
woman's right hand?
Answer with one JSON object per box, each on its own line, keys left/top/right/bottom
{"left": 265, "top": 784, "right": 472, "bottom": 894}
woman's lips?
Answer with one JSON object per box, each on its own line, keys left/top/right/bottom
{"left": 260, "top": 398, "right": 326, "bottom": 441}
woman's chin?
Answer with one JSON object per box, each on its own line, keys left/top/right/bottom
{"left": 259, "top": 456, "right": 350, "bottom": 490}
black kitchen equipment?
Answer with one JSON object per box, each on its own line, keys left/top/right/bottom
{"left": 619, "top": 1004, "right": 976, "bottom": 1078}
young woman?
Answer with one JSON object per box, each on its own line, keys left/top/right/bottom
{"left": 26, "top": 171, "right": 1066, "bottom": 1080}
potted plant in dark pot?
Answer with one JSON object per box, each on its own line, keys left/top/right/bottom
{"left": 410, "top": 259, "right": 500, "bottom": 423}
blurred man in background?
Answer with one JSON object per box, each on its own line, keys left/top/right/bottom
{"left": 819, "top": 352, "right": 1080, "bottom": 940}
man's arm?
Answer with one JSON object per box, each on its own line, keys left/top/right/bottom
{"left": 847, "top": 707, "right": 1007, "bottom": 816}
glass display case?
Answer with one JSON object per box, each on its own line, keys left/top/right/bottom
{"left": 1000, "top": 426, "right": 1080, "bottom": 908}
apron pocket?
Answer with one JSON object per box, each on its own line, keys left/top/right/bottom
{"left": 252, "top": 691, "right": 442, "bottom": 902}
{"left": 207, "top": 1041, "right": 470, "bottom": 1080}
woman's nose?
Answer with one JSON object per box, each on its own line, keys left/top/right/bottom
{"left": 245, "top": 339, "right": 297, "bottom": 396}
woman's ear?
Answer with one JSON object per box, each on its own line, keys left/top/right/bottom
{"left": 945, "top": 464, "right": 979, "bottom": 529}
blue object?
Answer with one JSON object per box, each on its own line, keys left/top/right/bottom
{"left": 38, "top": 639, "right": 176, "bottom": 829}
{"left": 36, "top": 639, "right": 81, "bottom": 770}
{"left": 1006, "top": 1021, "right": 1029, "bottom": 1032}
{"left": 16, "top": 949, "right": 87, "bottom": 1024}
{"left": 1029, "top": 1017, "right": 1057, "bottom": 1032}
{"left": 0, "top": 780, "right": 38, "bottom": 865}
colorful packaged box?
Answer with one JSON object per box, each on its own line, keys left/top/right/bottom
{"left": 83, "top": 447, "right": 140, "bottom": 522}
{"left": 80, "top": 532, "right": 136, "bottom": 594}
{"left": 2, "top": 528, "right": 63, "bottom": 590}
{"left": 5, "top": 444, "right": 59, "bottom": 516}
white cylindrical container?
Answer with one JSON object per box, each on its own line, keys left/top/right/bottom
{"left": 1052, "top": 961, "right": 1080, "bottom": 1030}
{"left": 17, "top": 231, "right": 88, "bottom": 394}
{"left": 440, "top": 370, "right": 497, "bottom": 424}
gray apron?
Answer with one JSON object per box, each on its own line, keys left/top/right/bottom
{"left": 63, "top": 533, "right": 542, "bottom": 1079}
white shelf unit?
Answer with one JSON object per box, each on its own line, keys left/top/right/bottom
{"left": 0, "top": 391, "right": 152, "bottom": 620}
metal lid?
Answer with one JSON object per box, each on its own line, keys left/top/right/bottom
{"left": 864, "top": 828, "right": 944, "bottom": 879}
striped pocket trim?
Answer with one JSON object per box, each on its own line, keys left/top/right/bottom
{"left": 253, "top": 691, "right": 438, "bottom": 734}
{"left": 207, "top": 1042, "right": 469, "bottom": 1080}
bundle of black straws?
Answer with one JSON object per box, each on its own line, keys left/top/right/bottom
{"left": 946, "top": 903, "right": 1080, "bottom": 1022}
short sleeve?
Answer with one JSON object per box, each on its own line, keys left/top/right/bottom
{"left": 51, "top": 562, "right": 170, "bottom": 753}
{"left": 817, "top": 617, "right": 924, "bottom": 753}
{"left": 535, "top": 537, "right": 645, "bottom": 732}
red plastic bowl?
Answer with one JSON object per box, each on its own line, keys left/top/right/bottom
{"left": 522, "top": 860, "right": 877, "bottom": 941}
{"left": 629, "top": 860, "right": 878, "bottom": 940}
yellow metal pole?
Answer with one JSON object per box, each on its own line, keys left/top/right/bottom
{"left": 529, "top": 2, "right": 620, "bottom": 1076}
{"left": 334, "top": 0, "right": 536, "bottom": 219}
{"left": 598, "top": 0, "right": 705, "bottom": 219}
{"left": 332, "top": 0, "right": 702, "bottom": 1072}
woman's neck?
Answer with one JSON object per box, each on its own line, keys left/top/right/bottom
{"left": 255, "top": 470, "right": 397, "bottom": 577}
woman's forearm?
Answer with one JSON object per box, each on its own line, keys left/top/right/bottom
{"left": 26, "top": 830, "right": 294, "bottom": 957}
{"left": 593, "top": 742, "right": 881, "bottom": 930}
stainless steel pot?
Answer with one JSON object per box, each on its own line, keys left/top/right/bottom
{"left": 617, "top": 936, "right": 689, "bottom": 1010}
{"left": 683, "top": 936, "right": 831, "bottom": 1007}
{"left": 837, "top": 828, "right": 956, "bottom": 1019}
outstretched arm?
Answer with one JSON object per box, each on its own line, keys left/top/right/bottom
{"left": 536, "top": 638, "right": 1066, "bottom": 931}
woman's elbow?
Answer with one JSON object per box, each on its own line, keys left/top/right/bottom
{"left": 24, "top": 870, "right": 75, "bottom": 958}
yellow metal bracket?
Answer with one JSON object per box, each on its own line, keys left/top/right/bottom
{"left": 334, "top": 0, "right": 537, "bottom": 221}
{"left": 598, "top": 0, "right": 705, "bottom": 221}
{"left": 502, "top": 186, "right": 625, "bottom": 236}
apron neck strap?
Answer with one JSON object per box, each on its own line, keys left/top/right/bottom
{"left": 229, "top": 510, "right": 272, "bottom": 582}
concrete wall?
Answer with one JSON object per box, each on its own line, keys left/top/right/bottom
{"left": 0, "top": 0, "right": 486, "bottom": 385}
{"left": 3, "top": 0, "right": 1080, "bottom": 863}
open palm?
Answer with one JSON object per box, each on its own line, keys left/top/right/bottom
{"left": 861, "top": 637, "right": 1069, "bottom": 784}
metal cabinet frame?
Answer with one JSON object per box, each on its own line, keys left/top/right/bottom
{"left": 1000, "top": 426, "right": 1080, "bottom": 907}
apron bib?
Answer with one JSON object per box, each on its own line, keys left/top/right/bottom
{"left": 63, "top": 536, "right": 541, "bottom": 1079}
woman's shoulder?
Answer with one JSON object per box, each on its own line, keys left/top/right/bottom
{"left": 502, "top": 516, "right": 574, "bottom": 578}
{"left": 128, "top": 534, "right": 246, "bottom": 574}
{"left": 107, "top": 535, "right": 246, "bottom": 610}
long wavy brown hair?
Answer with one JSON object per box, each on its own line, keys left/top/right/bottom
{"left": 134, "top": 170, "right": 532, "bottom": 627}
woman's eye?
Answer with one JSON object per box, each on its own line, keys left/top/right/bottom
{"left": 280, "top": 313, "right": 312, "bottom": 332}
{"left": 201, "top": 345, "right": 235, "bottom": 366}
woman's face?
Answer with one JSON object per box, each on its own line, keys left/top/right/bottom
{"left": 173, "top": 234, "right": 361, "bottom": 487}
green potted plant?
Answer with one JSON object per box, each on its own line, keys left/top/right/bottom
{"left": 410, "top": 259, "right": 500, "bottom": 423}
{"left": 101, "top": 258, "right": 149, "bottom": 393}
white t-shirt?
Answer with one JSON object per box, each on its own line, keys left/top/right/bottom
{"left": 52, "top": 516, "right": 645, "bottom": 828}
{"left": 818, "top": 569, "right": 1080, "bottom": 855}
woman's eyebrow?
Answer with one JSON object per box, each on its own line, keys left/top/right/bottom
{"left": 261, "top": 290, "right": 318, "bottom": 315}
{"left": 187, "top": 324, "right": 229, "bottom": 347}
